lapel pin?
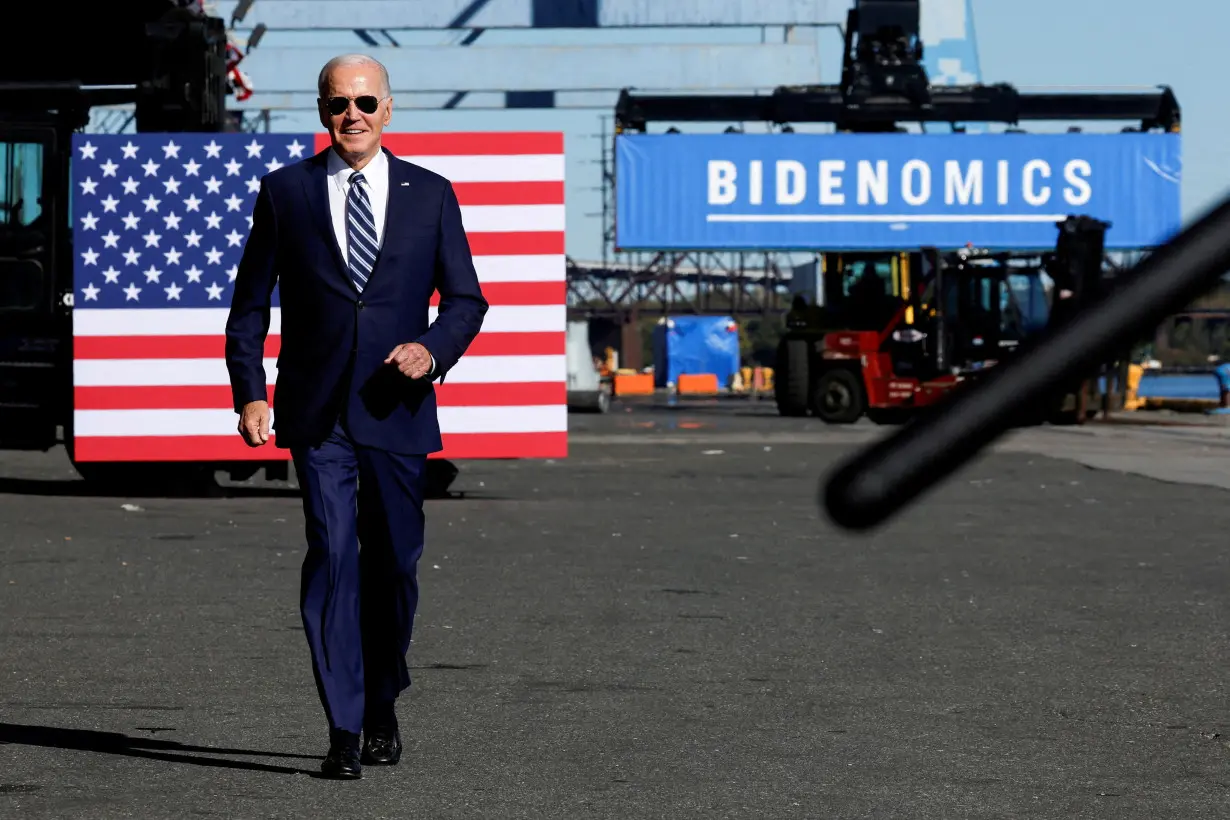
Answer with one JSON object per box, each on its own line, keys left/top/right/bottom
{"left": 400, "top": 182, "right": 409, "bottom": 186}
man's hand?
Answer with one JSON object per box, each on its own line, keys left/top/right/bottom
{"left": 239, "top": 400, "right": 271, "bottom": 446}
{"left": 385, "top": 342, "right": 434, "bottom": 379}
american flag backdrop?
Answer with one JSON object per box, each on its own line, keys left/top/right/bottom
{"left": 70, "top": 132, "right": 568, "bottom": 462}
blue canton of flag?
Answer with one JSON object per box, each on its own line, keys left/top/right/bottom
{"left": 70, "top": 133, "right": 313, "bottom": 309}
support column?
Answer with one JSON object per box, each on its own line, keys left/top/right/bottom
{"left": 621, "top": 308, "right": 643, "bottom": 372}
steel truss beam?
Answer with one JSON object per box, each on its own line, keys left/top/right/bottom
{"left": 578, "top": 117, "right": 796, "bottom": 321}
{"left": 566, "top": 254, "right": 792, "bottom": 318}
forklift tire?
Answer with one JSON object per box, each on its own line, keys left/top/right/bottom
{"left": 812, "top": 368, "right": 865, "bottom": 424}
{"left": 774, "top": 338, "right": 810, "bottom": 417}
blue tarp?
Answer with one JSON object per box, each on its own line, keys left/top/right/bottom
{"left": 1136, "top": 370, "right": 1225, "bottom": 401}
{"left": 652, "top": 316, "right": 741, "bottom": 388}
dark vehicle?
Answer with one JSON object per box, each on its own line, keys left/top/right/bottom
{"left": 0, "top": 3, "right": 245, "bottom": 489}
{"left": 0, "top": 129, "right": 67, "bottom": 453}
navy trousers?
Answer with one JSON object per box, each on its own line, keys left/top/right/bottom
{"left": 291, "top": 419, "right": 428, "bottom": 735}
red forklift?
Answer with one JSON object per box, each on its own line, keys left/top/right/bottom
{"left": 775, "top": 215, "right": 1126, "bottom": 425}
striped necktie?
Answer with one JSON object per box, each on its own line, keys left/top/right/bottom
{"left": 346, "top": 171, "right": 377, "bottom": 292}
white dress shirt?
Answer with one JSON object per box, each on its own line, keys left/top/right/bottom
{"left": 324, "top": 146, "right": 433, "bottom": 374}
{"left": 326, "top": 146, "right": 388, "bottom": 262}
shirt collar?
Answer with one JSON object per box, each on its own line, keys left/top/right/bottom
{"left": 327, "top": 146, "right": 387, "bottom": 187}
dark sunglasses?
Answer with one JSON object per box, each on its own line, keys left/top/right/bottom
{"left": 323, "top": 95, "right": 384, "bottom": 116}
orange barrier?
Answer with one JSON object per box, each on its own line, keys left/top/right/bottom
{"left": 677, "top": 373, "right": 720, "bottom": 395}
{"left": 614, "top": 373, "right": 654, "bottom": 395}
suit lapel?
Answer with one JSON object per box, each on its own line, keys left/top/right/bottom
{"left": 303, "top": 149, "right": 350, "bottom": 290}
{"left": 365, "top": 148, "right": 410, "bottom": 291}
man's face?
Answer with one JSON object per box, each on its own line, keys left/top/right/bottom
{"left": 318, "top": 63, "right": 392, "bottom": 163}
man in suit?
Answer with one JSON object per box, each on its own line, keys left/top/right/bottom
{"left": 224, "top": 53, "right": 488, "bottom": 780}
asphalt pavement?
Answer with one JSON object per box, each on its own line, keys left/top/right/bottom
{"left": 2, "top": 399, "right": 1230, "bottom": 818}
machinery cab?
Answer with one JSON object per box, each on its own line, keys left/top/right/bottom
{"left": 0, "top": 132, "right": 51, "bottom": 312}
{"left": 0, "top": 118, "right": 71, "bottom": 451}
{"left": 927, "top": 248, "right": 1043, "bottom": 373}
{"left": 784, "top": 249, "right": 920, "bottom": 334}
{"left": 872, "top": 246, "right": 1049, "bottom": 385}
{"left": 823, "top": 251, "right": 915, "bottom": 331}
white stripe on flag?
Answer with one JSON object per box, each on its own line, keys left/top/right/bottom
{"left": 72, "top": 404, "right": 568, "bottom": 437}
{"left": 459, "top": 204, "right": 565, "bottom": 233}
{"left": 454, "top": 305, "right": 565, "bottom": 333}
{"left": 474, "top": 254, "right": 565, "bottom": 282}
{"left": 399, "top": 154, "right": 565, "bottom": 182}
{"left": 73, "top": 354, "right": 566, "bottom": 387}
{"left": 73, "top": 305, "right": 566, "bottom": 336}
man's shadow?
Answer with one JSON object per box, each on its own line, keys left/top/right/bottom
{"left": 0, "top": 722, "right": 320, "bottom": 777}
{"left": 0, "top": 477, "right": 303, "bottom": 500}
{"left": 0, "top": 459, "right": 477, "bottom": 500}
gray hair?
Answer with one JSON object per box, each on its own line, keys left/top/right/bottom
{"left": 317, "top": 53, "right": 391, "bottom": 99}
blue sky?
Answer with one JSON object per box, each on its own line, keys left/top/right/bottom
{"left": 153, "top": 0, "right": 1225, "bottom": 262}
{"left": 972, "top": 0, "right": 1227, "bottom": 227}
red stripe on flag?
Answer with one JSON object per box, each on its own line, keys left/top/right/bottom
{"left": 452, "top": 181, "right": 564, "bottom": 206}
{"left": 437, "top": 432, "right": 567, "bottom": 459}
{"left": 467, "top": 332, "right": 563, "bottom": 356}
{"left": 379, "top": 132, "right": 563, "bottom": 156}
{"left": 75, "top": 386, "right": 238, "bottom": 410}
{"left": 74, "top": 331, "right": 564, "bottom": 361}
{"left": 433, "top": 281, "right": 562, "bottom": 306}
{"left": 73, "top": 435, "right": 287, "bottom": 462}
{"left": 468, "top": 232, "right": 564, "bottom": 256}
{"left": 74, "top": 381, "right": 565, "bottom": 411}
{"left": 75, "top": 335, "right": 280, "bottom": 360}
{"left": 71, "top": 432, "right": 568, "bottom": 462}
{"left": 437, "top": 382, "right": 565, "bottom": 405}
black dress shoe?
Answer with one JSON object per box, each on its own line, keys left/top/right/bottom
{"left": 362, "top": 726, "right": 402, "bottom": 765}
{"left": 321, "top": 729, "right": 362, "bottom": 779}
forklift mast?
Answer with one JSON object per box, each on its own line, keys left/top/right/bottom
{"left": 1046, "top": 216, "right": 1112, "bottom": 327}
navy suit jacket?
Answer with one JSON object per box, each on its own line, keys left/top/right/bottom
{"left": 224, "top": 146, "right": 489, "bottom": 454}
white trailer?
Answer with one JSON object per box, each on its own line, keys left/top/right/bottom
{"left": 566, "top": 319, "right": 611, "bottom": 413}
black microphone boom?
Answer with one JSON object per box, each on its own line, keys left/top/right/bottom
{"left": 822, "top": 195, "right": 1230, "bottom": 531}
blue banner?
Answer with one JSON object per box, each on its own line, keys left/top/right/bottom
{"left": 614, "top": 133, "right": 1181, "bottom": 251}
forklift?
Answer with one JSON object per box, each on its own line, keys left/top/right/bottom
{"left": 773, "top": 215, "right": 1120, "bottom": 425}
